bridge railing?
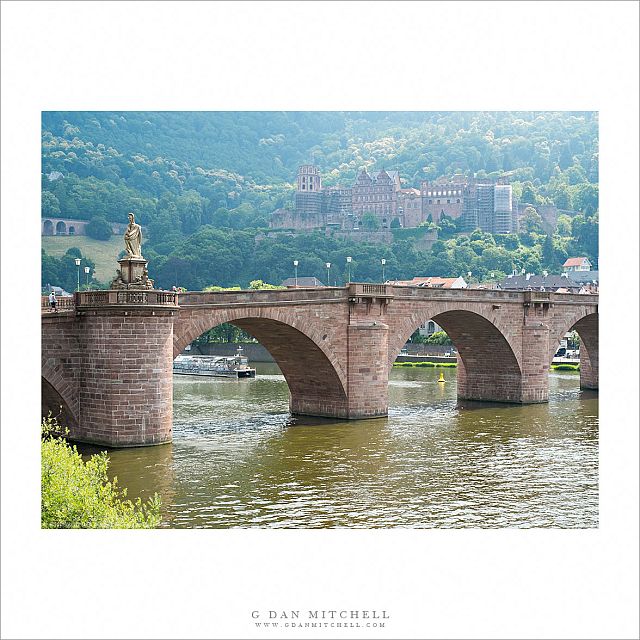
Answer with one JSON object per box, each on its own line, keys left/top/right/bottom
{"left": 390, "top": 286, "right": 524, "bottom": 301}
{"left": 178, "top": 287, "right": 348, "bottom": 306}
{"left": 347, "top": 283, "right": 393, "bottom": 299}
{"left": 41, "top": 295, "right": 75, "bottom": 312}
{"left": 391, "top": 286, "right": 598, "bottom": 305}
{"left": 75, "top": 290, "right": 179, "bottom": 307}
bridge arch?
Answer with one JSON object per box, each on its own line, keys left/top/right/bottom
{"left": 173, "top": 307, "right": 349, "bottom": 418}
{"left": 43, "top": 219, "right": 54, "bottom": 235}
{"left": 549, "top": 308, "right": 598, "bottom": 390}
{"left": 55, "top": 220, "right": 66, "bottom": 235}
{"left": 41, "top": 360, "right": 79, "bottom": 429}
{"left": 388, "top": 306, "right": 524, "bottom": 403}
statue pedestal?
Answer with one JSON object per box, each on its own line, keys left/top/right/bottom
{"left": 111, "top": 257, "right": 154, "bottom": 289}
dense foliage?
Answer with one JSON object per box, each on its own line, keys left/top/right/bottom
{"left": 86, "top": 216, "right": 113, "bottom": 240}
{"left": 41, "top": 112, "right": 598, "bottom": 290}
{"left": 42, "top": 247, "right": 97, "bottom": 292}
{"left": 41, "top": 418, "right": 161, "bottom": 529}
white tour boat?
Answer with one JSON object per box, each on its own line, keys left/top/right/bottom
{"left": 173, "top": 347, "right": 256, "bottom": 379}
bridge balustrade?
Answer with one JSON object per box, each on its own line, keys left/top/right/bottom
{"left": 41, "top": 295, "right": 75, "bottom": 311}
{"left": 75, "top": 290, "right": 178, "bottom": 307}
{"left": 178, "top": 287, "right": 348, "bottom": 306}
{"left": 390, "top": 286, "right": 524, "bottom": 301}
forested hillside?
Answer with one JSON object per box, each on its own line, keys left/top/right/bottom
{"left": 41, "top": 111, "right": 599, "bottom": 290}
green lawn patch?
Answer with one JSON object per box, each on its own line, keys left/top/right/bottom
{"left": 42, "top": 235, "right": 122, "bottom": 283}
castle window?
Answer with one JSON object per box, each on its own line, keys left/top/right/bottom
{"left": 437, "top": 200, "right": 440, "bottom": 204}
{"left": 447, "top": 199, "right": 450, "bottom": 204}
{"left": 457, "top": 199, "right": 460, "bottom": 203}
{"left": 429, "top": 199, "right": 433, "bottom": 204}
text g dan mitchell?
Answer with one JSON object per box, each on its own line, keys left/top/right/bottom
{"left": 251, "top": 610, "right": 390, "bottom": 620}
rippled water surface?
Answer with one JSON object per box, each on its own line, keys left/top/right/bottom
{"left": 91, "top": 365, "right": 598, "bottom": 528}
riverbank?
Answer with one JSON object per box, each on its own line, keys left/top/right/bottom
{"left": 393, "top": 361, "right": 580, "bottom": 370}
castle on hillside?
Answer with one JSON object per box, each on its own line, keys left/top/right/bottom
{"left": 270, "top": 165, "right": 519, "bottom": 234}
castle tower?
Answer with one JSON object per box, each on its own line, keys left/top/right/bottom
{"left": 295, "top": 164, "right": 323, "bottom": 222}
{"left": 296, "top": 165, "right": 322, "bottom": 193}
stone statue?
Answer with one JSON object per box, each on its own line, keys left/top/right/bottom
{"left": 111, "top": 213, "right": 154, "bottom": 289}
{"left": 124, "top": 212, "right": 143, "bottom": 258}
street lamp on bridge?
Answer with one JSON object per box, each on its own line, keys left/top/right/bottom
{"left": 84, "top": 265, "right": 90, "bottom": 289}
{"left": 381, "top": 258, "right": 386, "bottom": 283}
{"left": 293, "top": 260, "right": 299, "bottom": 287}
{"left": 326, "top": 262, "right": 331, "bottom": 287}
{"left": 346, "top": 256, "right": 352, "bottom": 283}
{"left": 74, "top": 258, "right": 81, "bottom": 292}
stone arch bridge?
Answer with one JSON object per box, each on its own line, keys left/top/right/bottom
{"left": 41, "top": 284, "right": 598, "bottom": 447}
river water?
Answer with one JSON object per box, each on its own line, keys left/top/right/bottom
{"left": 86, "top": 364, "right": 598, "bottom": 528}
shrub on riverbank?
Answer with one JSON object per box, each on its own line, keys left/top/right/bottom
{"left": 41, "top": 418, "right": 161, "bottom": 529}
{"left": 551, "top": 363, "right": 580, "bottom": 371}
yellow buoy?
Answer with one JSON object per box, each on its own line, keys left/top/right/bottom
{"left": 438, "top": 371, "right": 445, "bottom": 383}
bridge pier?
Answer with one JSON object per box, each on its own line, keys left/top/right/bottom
{"left": 75, "top": 292, "right": 177, "bottom": 447}
{"left": 519, "top": 321, "right": 551, "bottom": 403}
{"left": 343, "top": 322, "right": 390, "bottom": 418}
{"left": 575, "top": 314, "right": 599, "bottom": 390}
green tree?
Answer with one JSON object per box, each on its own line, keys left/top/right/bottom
{"left": 572, "top": 183, "right": 598, "bottom": 214}
{"left": 361, "top": 212, "right": 380, "bottom": 230}
{"left": 519, "top": 206, "right": 544, "bottom": 235}
{"left": 553, "top": 185, "right": 571, "bottom": 209}
{"left": 41, "top": 418, "right": 161, "bottom": 529}
{"left": 521, "top": 182, "right": 540, "bottom": 206}
{"left": 437, "top": 213, "right": 457, "bottom": 239}
{"left": 86, "top": 216, "right": 113, "bottom": 240}
{"left": 556, "top": 214, "right": 572, "bottom": 237}
{"left": 248, "top": 280, "right": 285, "bottom": 290}
{"left": 176, "top": 190, "right": 205, "bottom": 234}
{"left": 426, "top": 331, "right": 453, "bottom": 345}
{"left": 42, "top": 191, "right": 61, "bottom": 217}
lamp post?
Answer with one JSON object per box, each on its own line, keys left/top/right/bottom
{"left": 346, "top": 256, "right": 352, "bottom": 284}
{"left": 381, "top": 258, "right": 386, "bottom": 283}
{"left": 326, "top": 262, "right": 331, "bottom": 287}
{"left": 293, "top": 260, "right": 298, "bottom": 287}
{"left": 84, "top": 265, "right": 90, "bottom": 288}
{"left": 467, "top": 271, "right": 472, "bottom": 286}
{"left": 75, "top": 258, "right": 81, "bottom": 292}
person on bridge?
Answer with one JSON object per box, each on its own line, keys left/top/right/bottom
{"left": 49, "top": 290, "right": 57, "bottom": 312}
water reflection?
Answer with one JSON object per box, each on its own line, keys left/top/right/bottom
{"left": 91, "top": 365, "right": 598, "bottom": 529}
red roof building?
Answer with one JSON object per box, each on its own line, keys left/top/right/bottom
{"left": 563, "top": 257, "right": 592, "bottom": 271}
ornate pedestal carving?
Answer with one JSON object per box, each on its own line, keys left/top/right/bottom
{"left": 111, "top": 257, "right": 154, "bottom": 289}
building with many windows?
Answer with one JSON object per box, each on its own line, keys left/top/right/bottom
{"left": 270, "top": 165, "right": 519, "bottom": 234}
